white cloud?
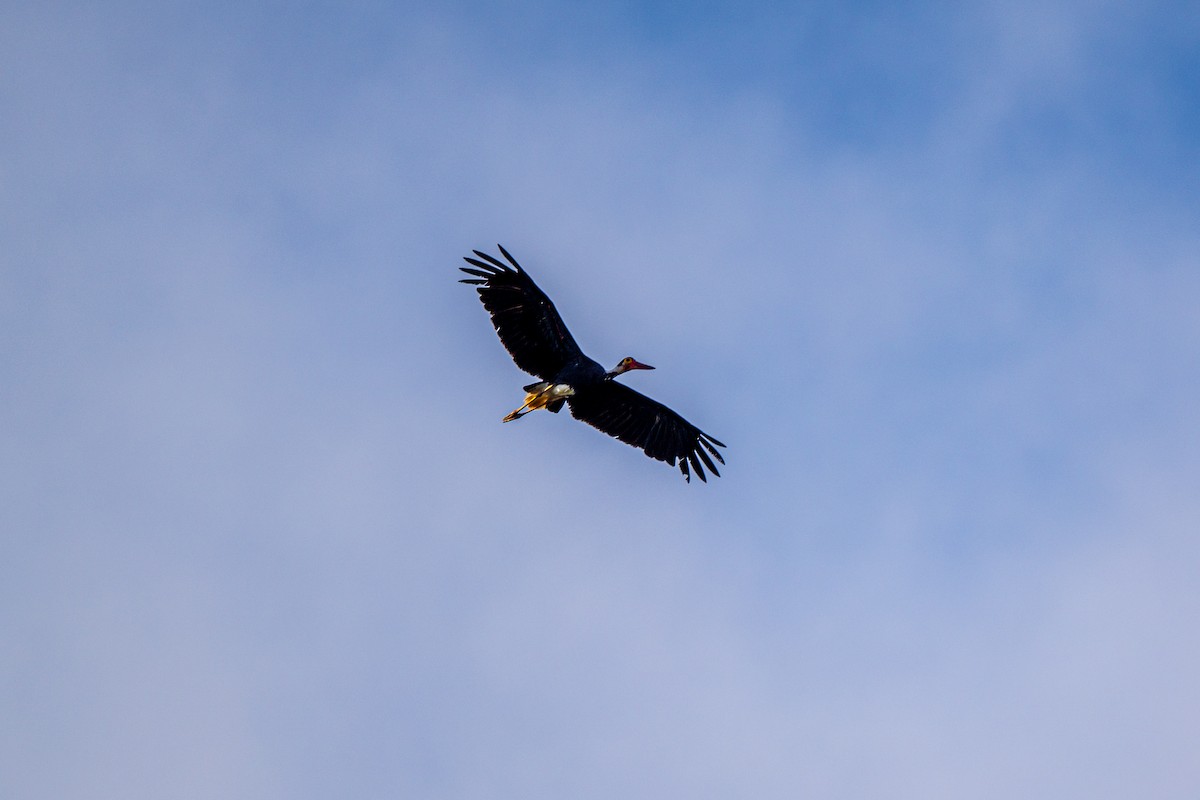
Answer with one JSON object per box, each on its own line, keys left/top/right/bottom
{"left": 2, "top": 2, "right": 1198, "bottom": 799}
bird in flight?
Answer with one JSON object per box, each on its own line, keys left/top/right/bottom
{"left": 459, "top": 245, "right": 726, "bottom": 482}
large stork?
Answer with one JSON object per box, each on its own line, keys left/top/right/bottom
{"left": 459, "top": 245, "right": 726, "bottom": 482}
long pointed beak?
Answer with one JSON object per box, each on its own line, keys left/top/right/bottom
{"left": 628, "top": 359, "right": 655, "bottom": 371}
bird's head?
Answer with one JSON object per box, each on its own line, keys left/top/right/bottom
{"left": 608, "top": 356, "right": 655, "bottom": 378}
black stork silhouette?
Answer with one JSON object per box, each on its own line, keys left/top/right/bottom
{"left": 460, "top": 245, "right": 726, "bottom": 482}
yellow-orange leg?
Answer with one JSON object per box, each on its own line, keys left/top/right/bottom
{"left": 502, "top": 383, "right": 573, "bottom": 422}
{"left": 502, "top": 390, "right": 549, "bottom": 422}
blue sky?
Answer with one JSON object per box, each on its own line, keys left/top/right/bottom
{"left": 3, "top": 1, "right": 1199, "bottom": 798}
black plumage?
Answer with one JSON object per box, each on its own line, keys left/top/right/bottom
{"left": 460, "top": 245, "right": 726, "bottom": 482}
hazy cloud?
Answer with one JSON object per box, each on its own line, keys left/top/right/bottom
{"left": 2, "top": 2, "right": 1197, "bottom": 798}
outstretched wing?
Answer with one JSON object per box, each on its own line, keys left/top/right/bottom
{"left": 567, "top": 382, "right": 726, "bottom": 483}
{"left": 459, "top": 245, "right": 583, "bottom": 380}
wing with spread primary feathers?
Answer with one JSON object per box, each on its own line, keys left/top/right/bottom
{"left": 459, "top": 245, "right": 583, "bottom": 381}
{"left": 567, "top": 382, "right": 726, "bottom": 483}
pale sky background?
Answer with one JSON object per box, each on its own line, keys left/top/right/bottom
{"left": 2, "top": 2, "right": 1199, "bottom": 798}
